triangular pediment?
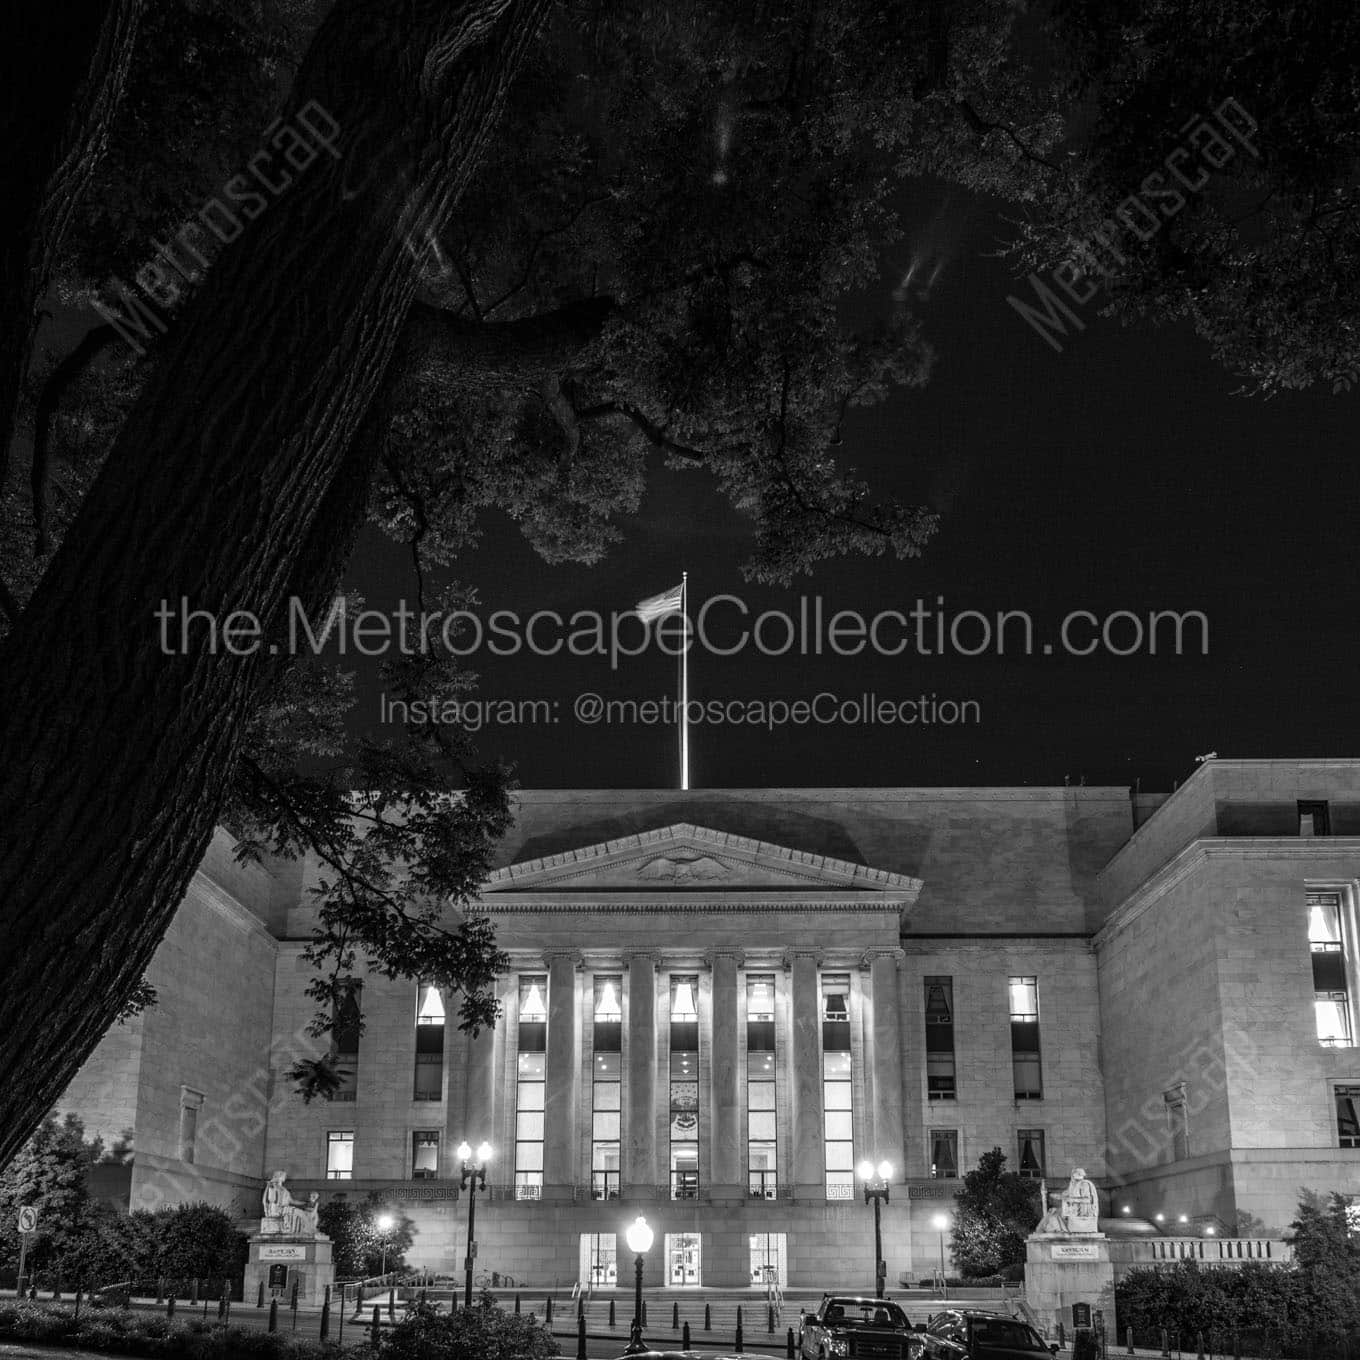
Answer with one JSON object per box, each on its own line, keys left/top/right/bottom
{"left": 482, "top": 823, "right": 921, "bottom": 898}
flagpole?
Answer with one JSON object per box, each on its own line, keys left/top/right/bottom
{"left": 680, "top": 571, "right": 689, "bottom": 791}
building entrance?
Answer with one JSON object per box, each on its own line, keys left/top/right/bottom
{"left": 666, "top": 1233, "right": 701, "bottom": 1286}
{"left": 749, "top": 1232, "right": 788, "bottom": 1286}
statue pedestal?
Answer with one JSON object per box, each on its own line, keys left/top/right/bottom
{"left": 1024, "top": 1233, "right": 1114, "bottom": 1336}
{"left": 244, "top": 1235, "right": 334, "bottom": 1307}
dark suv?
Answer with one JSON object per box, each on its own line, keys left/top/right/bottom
{"left": 922, "top": 1310, "right": 1057, "bottom": 1360}
{"left": 800, "top": 1295, "right": 923, "bottom": 1360}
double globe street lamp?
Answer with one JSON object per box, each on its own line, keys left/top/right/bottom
{"left": 622, "top": 1215, "right": 654, "bottom": 1355}
{"left": 857, "top": 1159, "right": 894, "bottom": 1298}
{"left": 457, "top": 1140, "right": 493, "bottom": 1309}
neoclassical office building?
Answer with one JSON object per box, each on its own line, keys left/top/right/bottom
{"left": 60, "top": 761, "right": 1360, "bottom": 1288}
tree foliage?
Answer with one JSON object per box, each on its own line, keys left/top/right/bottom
{"left": 950, "top": 1147, "right": 1041, "bottom": 1278}
{"left": 377, "top": 1298, "right": 560, "bottom": 1360}
{"left": 316, "top": 1194, "right": 414, "bottom": 1279}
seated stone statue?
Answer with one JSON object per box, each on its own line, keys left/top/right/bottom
{"left": 1033, "top": 1179, "right": 1067, "bottom": 1235}
{"left": 1060, "top": 1168, "right": 1100, "bottom": 1234}
{"left": 260, "top": 1172, "right": 321, "bottom": 1238}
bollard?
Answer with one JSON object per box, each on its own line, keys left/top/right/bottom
{"left": 156, "top": 1278, "right": 164, "bottom": 1304}
{"left": 1196, "top": 1332, "right": 1204, "bottom": 1360}
{"left": 609, "top": 1299, "right": 616, "bottom": 1328}
{"left": 579, "top": 1294, "right": 585, "bottom": 1319}
{"left": 787, "top": 1325, "right": 796, "bottom": 1359}
{"left": 217, "top": 1293, "right": 226, "bottom": 1322}
{"left": 1127, "top": 1326, "right": 1134, "bottom": 1354}
{"left": 684, "top": 1322, "right": 692, "bottom": 1348}
{"left": 167, "top": 1294, "right": 176, "bottom": 1319}
{"left": 642, "top": 1300, "right": 648, "bottom": 1327}
{"left": 1161, "top": 1327, "right": 1170, "bottom": 1358}
{"left": 371, "top": 1305, "right": 381, "bottom": 1347}
{"left": 706, "top": 1303, "right": 712, "bottom": 1331}
{"left": 224, "top": 1281, "right": 232, "bottom": 1324}
{"left": 321, "top": 1295, "right": 331, "bottom": 1340}
{"left": 268, "top": 1298, "right": 278, "bottom": 1333}
{"left": 1057, "top": 1323, "right": 1065, "bottom": 1350}
{"left": 74, "top": 1287, "right": 82, "bottom": 1320}
{"left": 547, "top": 1296, "right": 554, "bottom": 1324}
{"left": 736, "top": 1309, "right": 745, "bottom": 1354}
{"left": 674, "top": 1301, "right": 680, "bottom": 1330}
{"left": 516, "top": 1293, "right": 522, "bottom": 1315}
{"left": 578, "top": 1314, "right": 588, "bottom": 1360}
{"left": 420, "top": 1288, "right": 427, "bottom": 1308}
{"left": 389, "top": 1287, "right": 396, "bottom": 1319}
{"left": 191, "top": 1278, "right": 198, "bottom": 1306}
{"left": 769, "top": 1304, "right": 776, "bottom": 1334}
{"left": 292, "top": 1281, "right": 300, "bottom": 1330}
{"left": 257, "top": 1279, "right": 265, "bottom": 1308}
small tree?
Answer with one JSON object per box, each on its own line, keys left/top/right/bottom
{"left": 951, "top": 1148, "right": 1041, "bottom": 1278}
{"left": 0, "top": 1113, "right": 105, "bottom": 1275}
{"left": 318, "top": 1193, "right": 414, "bottom": 1278}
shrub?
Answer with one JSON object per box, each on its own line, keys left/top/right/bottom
{"left": 380, "top": 1300, "right": 560, "bottom": 1360}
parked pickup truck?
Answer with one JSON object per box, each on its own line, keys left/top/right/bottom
{"left": 799, "top": 1296, "right": 924, "bottom": 1360}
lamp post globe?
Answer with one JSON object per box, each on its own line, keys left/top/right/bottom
{"left": 623, "top": 1216, "right": 653, "bottom": 1355}
{"left": 377, "top": 1213, "right": 395, "bottom": 1277}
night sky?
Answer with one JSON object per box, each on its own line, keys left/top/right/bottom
{"left": 347, "top": 187, "right": 1360, "bottom": 793}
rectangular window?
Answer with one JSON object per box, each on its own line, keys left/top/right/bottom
{"left": 1310, "top": 892, "right": 1353, "bottom": 1046}
{"left": 413, "top": 981, "right": 445, "bottom": 1100}
{"left": 592, "top": 976, "right": 622, "bottom": 1200}
{"left": 1337, "top": 1085, "right": 1360, "bottom": 1148}
{"left": 1009, "top": 976, "right": 1043, "bottom": 1099}
{"left": 326, "top": 1130, "right": 354, "bottom": 1180}
{"left": 412, "top": 1129, "right": 440, "bottom": 1179}
{"left": 1017, "top": 1128, "right": 1045, "bottom": 1179}
{"left": 929, "top": 1128, "right": 958, "bottom": 1179}
{"left": 670, "top": 976, "right": 700, "bottom": 1200}
{"left": 331, "top": 981, "right": 362, "bottom": 1102}
{"left": 515, "top": 975, "right": 547, "bottom": 1199}
{"left": 925, "top": 977, "right": 956, "bottom": 1100}
{"left": 821, "top": 973, "right": 854, "bottom": 1199}
{"left": 1299, "top": 800, "right": 1332, "bottom": 837}
{"left": 747, "top": 974, "right": 777, "bottom": 1198}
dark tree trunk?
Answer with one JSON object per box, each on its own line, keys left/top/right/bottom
{"left": 0, "top": 0, "right": 145, "bottom": 499}
{"left": 0, "top": 0, "right": 551, "bottom": 1170}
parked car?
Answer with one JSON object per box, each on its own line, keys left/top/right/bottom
{"left": 921, "top": 1309, "right": 1057, "bottom": 1359}
{"left": 799, "top": 1295, "right": 924, "bottom": 1360}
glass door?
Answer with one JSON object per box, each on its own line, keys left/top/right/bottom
{"left": 665, "top": 1233, "right": 702, "bottom": 1286}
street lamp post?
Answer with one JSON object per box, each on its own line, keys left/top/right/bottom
{"left": 376, "top": 1213, "right": 395, "bottom": 1278}
{"left": 457, "top": 1140, "right": 493, "bottom": 1309}
{"left": 857, "top": 1160, "right": 893, "bottom": 1298}
{"left": 931, "top": 1213, "right": 950, "bottom": 1292}
{"left": 622, "top": 1215, "right": 654, "bottom": 1355}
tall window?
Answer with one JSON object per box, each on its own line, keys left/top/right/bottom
{"left": 414, "top": 981, "right": 445, "bottom": 1100}
{"left": 925, "top": 977, "right": 956, "bottom": 1100}
{"left": 822, "top": 972, "right": 853, "bottom": 1199}
{"left": 747, "top": 974, "right": 777, "bottom": 1198}
{"left": 1309, "top": 892, "right": 1353, "bottom": 1047}
{"left": 929, "top": 1128, "right": 959, "bottom": 1179}
{"left": 515, "top": 975, "right": 547, "bottom": 1200}
{"left": 670, "top": 976, "right": 700, "bottom": 1199}
{"left": 1009, "top": 977, "right": 1043, "bottom": 1099}
{"left": 592, "top": 976, "right": 622, "bottom": 1200}
{"left": 332, "top": 981, "right": 361, "bottom": 1101}
{"left": 1336, "top": 1085, "right": 1360, "bottom": 1148}
{"left": 1017, "top": 1128, "right": 1045, "bottom": 1179}
{"left": 412, "top": 1129, "right": 440, "bottom": 1178}
{"left": 326, "top": 1130, "right": 354, "bottom": 1179}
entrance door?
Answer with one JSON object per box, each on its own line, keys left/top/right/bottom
{"left": 579, "top": 1233, "right": 617, "bottom": 1287}
{"left": 748, "top": 1232, "right": 788, "bottom": 1286}
{"left": 666, "top": 1233, "right": 702, "bottom": 1286}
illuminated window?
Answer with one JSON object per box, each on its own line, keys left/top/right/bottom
{"left": 592, "top": 976, "right": 622, "bottom": 1200}
{"left": 747, "top": 974, "right": 777, "bottom": 1198}
{"left": 1017, "top": 1128, "right": 1045, "bottom": 1179}
{"left": 326, "top": 1130, "right": 354, "bottom": 1180}
{"left": 929, "top": 1128, "right": 958, "bottom": 1179}
{"left": 821, "top": 973, "right": 853, "bottom": 1199}
{"left": 331, "top": 981, "right": 361, "bottom": 1102}
{"left": 412, "top": 1130, "right": 440, "bottom": 1179}
{"left": 670, "top": 976, "right": 700, "bottom": 1200}
{"left": 515, "top": 975, "right": 547, "bottom": 1199}
{"left": 1310, "top": 892, "right": 1353, "bottom": 1047}
{"left": 925, "top": 977, "right": 956, "bottom": 1100}
{"left": 414, "top": 982, "right": 444, "bottom": 1100}
{"left": 1009, "top": 977, "right": 1043, "bottom": 1099}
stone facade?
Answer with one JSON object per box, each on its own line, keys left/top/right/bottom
{"left": 55, "top": 764, "right": 1360, "bottom": 1286}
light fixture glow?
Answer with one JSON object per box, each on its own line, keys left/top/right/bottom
{"left": 1178, "top": 1214, "right": 1189, "bottom": 1224}
{"left": 857, "top": 1160, "right": 875, "bottom": 1181}
{"left": 521, "top": 982, "right": 547, "bottom": 1021}
{"left": 1154, "top": 1213, "right": 1165, "bottom": 1222}
{"left": 626, "top": 1215, "right": 654, "bottom": 1254}
{"left": 1122, "top": 1205, "right": 1132, "bottom": 1214}
{"left": 672, "top": 980, "right": 698, "bottom": 1021}
{"left": 596, "top": 980, "right": 622, "bottom": 1020}
{"left": 877, "top": 1160, "right": 894, "bottom": 1181}
{"left": 931, "top": 1213, "right": 950, "bottom": 1231}
{"left": 377, "top": 1213, "right": 394, "bottom": 1231}
{"left": 1205, "top": 1226, "right": 1216, "bottom": 1235}
{"left": 456, "top": 1140, "right": 472, "bottom": 1162}
{"left": 476, "top": 1141, "right": 493, "bottom": 1163}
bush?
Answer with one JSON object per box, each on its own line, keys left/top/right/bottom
{"left": 379, "top": 1300, "right": 560, "bottom": 1360}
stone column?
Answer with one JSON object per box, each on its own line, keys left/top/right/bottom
{"left": 707, "top": 949, "right": 743, "bottom": 1201}
{"left": 542, "top": 951, "right": 580, "bottom": 1200}
{"left": 787, "top": 949, "right": 824, "bottom": 1196}
{"left": 869, "top": 949, "right": 907, "bottom": 1173}
{"left": 624, "top": 952, "right": 657, "bottom": 1194}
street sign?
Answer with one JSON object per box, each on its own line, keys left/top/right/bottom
{"left": 16, "top": 1207, "right": 37, "bottom": 1234}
